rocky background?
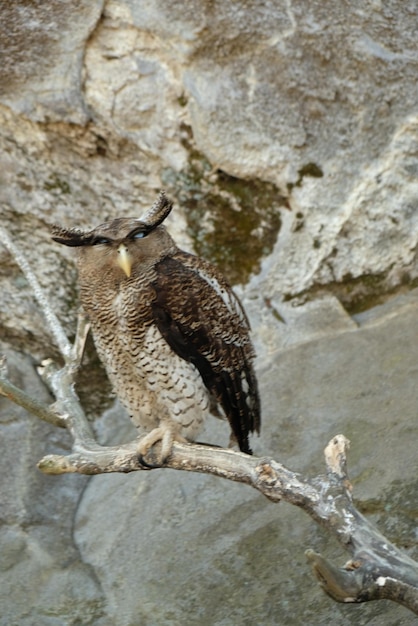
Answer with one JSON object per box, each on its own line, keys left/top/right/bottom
{"left": 1, "top": 1, "right": 418, "bottom": 624}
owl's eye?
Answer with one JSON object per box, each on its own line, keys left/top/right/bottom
{"left": 131, "top": 230, "right": 147, "bottom": 240}
{"left": 92, "top": 237, "right": 111, "bottom": 245}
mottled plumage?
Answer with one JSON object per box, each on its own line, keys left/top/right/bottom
{"left": 52, "top": 192, "right": 260, "bottom": 461}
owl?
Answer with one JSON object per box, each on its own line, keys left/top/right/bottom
{"left": 51, "top": 192, "right": 260, "bottom": 463}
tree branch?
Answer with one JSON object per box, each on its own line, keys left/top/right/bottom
{"left": 0, "top": 226, "right": 73, "bottom": 361}
{"left": 2, "top": 233, "right": 418, "bottom": 615}
{"left": 0, "top": 356, "right": 66, "bottom": 428}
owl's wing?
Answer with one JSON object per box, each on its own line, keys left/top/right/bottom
{"left": 151, "top": 252, "right": 260, "bottom": 454}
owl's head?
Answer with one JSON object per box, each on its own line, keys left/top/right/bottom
{"left": 51, "top": 191, "right": 176, "bottom": 278}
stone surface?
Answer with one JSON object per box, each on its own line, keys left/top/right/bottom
{"left": 75, "top": 290, "right": 418, "bottom": 625}
{"left": 0, "top": 349, "right": 106, "bottom": 626}
{"left": 1, "top": 0, "right": 418, "bottom": 623}
{"left": 0, "top": 1, "right": 104, "bottom": 123}
{"left": 3, "top": 292, "right": 418, "bottom": 624}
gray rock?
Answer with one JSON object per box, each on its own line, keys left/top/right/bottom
{"left": 0, "top": 1, "right": 104, "bottom": 123}
{"left": 1, "top": 0, "right": 418, "bottom": 623}
{"left": 0, "top": 349, "right": 106, "bottom": 626}
{"left": 74, "top": 290, "right": 418, "bottom": 625}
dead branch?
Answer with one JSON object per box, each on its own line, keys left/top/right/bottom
{"left": 0, "top": 226, "right": 72, "bottom": 360}
{"left": 1, "top": 230, "right": 418, "bottom": 615}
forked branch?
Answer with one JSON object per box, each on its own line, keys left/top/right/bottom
{"left": 1, "top": 229, "right": 418, "bottom": 614}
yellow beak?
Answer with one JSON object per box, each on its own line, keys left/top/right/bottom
{"left": 117, "top": 244, "right": 133, "bottom": 277}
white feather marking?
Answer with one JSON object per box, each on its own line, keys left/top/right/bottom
{"left": 196, "top": 267, "right": 247, "bottom": 324}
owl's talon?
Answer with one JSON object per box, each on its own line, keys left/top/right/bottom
{"left": 137, "top": 424, "right": 183, "bottom": 467}
{"left": 137, "top": 453, "right": 162, "bottom": 470}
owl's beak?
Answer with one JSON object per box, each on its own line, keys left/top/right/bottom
{"left": 117, "top": 244, "right": 133, "bottom": 277}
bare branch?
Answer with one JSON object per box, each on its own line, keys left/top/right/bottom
{"left": 4, "top": 353, "right": 418, "bottom": 615}
{"left": 37, "top": 315, "right": 96, "bottom": 447}
{"left": 70, "top": 310, "right": 91, "bottom": 372}
{"left": 306, "top": 550, "right": 418, "bottom": 613}
{"left": 0, "top": 226, "right": 72, "bottom": 360}
{"left": 0, "top": 356, "right": 66, "bottom": 428}
{"left": 30, "top": 430, "right": 418, "bottom": 614}
{"left": 324, "top": 434, "right": 350, "bottom": 478}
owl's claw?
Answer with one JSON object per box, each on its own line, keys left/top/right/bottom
{"left": 137, "top": 424, "right": 188, "bottom": 467}
{"left": 137, "top": 453, "right": 161, "bottom": 470}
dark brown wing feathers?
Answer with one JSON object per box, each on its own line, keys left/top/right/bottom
{"left": 151, "top": 253, "right": 260, "bottom": 454}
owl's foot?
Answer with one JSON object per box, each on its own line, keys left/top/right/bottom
{"left": 137, "top": 424, "right": 188, "bottom": 468}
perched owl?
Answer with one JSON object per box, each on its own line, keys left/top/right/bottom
{"left": 52, "top": 192, "right": 260, "bottom": 463}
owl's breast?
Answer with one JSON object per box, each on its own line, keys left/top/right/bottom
{"left": 97, "top": 323, "right": 210, "bottom": 440}
{"left": 81, "top": 274, "right": 150, "bottom": 327}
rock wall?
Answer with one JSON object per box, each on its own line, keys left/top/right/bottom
{"left": 1, "top": 1, "right": 418, "bottom": 624}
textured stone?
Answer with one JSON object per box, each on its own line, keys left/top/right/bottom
{"left": 75, "top": 290, "right": 418, "bottom": 625}
{"left": 256, "top": 115, "right": 418, "bottom": 306}
{"left": 0, "top": 349, "right": 105, "bottom": 626}
{"left": 1, "top": 0, "right": 418, "bottom": 623}
{"left": 1, "top": 1, "right": 418, "bottom": 314}
{"left": 0, "top": 1, "right": 104, "bottom": 122}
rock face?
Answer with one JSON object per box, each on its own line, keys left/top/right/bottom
{"left": 0, "top": 1, "right": 104, "bottom": 123}
{"left": 1, "top": 1, "right": 418, "bottom": 624}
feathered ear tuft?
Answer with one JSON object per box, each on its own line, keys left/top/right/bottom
{"left": 141, "top": 191, "right": 173, "bottom": 230}
{"left": 51, "top": 225, "right": 94, "bottom": 247}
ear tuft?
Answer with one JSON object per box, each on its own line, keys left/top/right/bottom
{"left": 51, "top": 225, "right": 94, "bottom": 247}
{"left": 141, "top": 191, "right": 173, "bottom": 230}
